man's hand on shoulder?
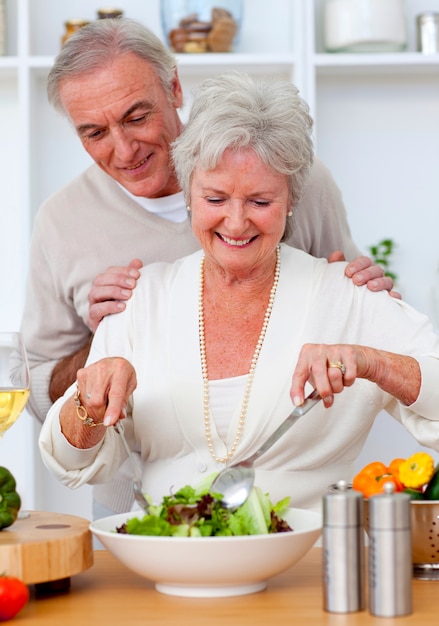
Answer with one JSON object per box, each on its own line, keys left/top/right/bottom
{"left": 87, "top": 258, "right": 143, "bottom": 332}
{"left": 328, "top": 250, "right": 401, "bottom": 299}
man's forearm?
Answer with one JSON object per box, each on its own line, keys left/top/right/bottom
{"left": 49, "top": 336, "right": 93, "bottom": 402}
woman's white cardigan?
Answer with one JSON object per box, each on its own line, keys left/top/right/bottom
{"left": 39, "top": 246, "right": 439, "bottom": 511}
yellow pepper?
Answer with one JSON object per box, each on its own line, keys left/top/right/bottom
{"left": 398, "top": 452, "right": 435, "bottom": 489}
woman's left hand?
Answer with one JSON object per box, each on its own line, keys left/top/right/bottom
{"left": 291, "top": 343, "right": 420, "bottom": 409}
{"left": 291, "top": 343, "right": 368, "bottom": 408}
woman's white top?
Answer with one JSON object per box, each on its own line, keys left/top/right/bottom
{"left": 39, "top": 246, "right": 439, "bottom": 512}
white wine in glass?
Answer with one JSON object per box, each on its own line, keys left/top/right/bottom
{"left": 0, "top": 332, "right": 30, "bottom": 438}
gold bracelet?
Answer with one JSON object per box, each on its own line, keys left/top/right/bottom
{"left": 74, "top": 385, "right": 104, "bottom": 427}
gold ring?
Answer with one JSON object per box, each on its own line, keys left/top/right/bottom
{"left": 328, "top": 361, "right": 346, "bottom": 376}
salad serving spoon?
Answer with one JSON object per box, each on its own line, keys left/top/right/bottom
{"left": 210, "top": 388, "right": 321, "bottom": 511}
{"left": 115, "top": 422, "right": 150, "bottom": 514}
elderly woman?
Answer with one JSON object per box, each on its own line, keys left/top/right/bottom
{"left": 40, "top": 71, "right": 439, "bottom": 512}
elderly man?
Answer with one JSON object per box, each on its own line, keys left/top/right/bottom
{"left": 21, "top": 18, "right": 394, "bottom": 517}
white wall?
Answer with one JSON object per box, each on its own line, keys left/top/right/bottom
{"left": 316, "top": 70, "right": 439, "bottom": 469}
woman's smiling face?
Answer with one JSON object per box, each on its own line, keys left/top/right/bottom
{"left": 190, "top": 147, "right": 291, "bottom": 277}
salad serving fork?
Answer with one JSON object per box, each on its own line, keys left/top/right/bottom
{"left": 115, "top": 422, "right": 150, "bottom": 513}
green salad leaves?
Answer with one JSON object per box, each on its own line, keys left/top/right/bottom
{"left": 116, "top": 478, "right": 292, "bottom": 537}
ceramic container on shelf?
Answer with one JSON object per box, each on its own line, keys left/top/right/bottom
{"left": 323, "top": 0, "right": 407, "bottom": 53}
{"left": 160, "top": 0, "right": 243, "bottom": 53}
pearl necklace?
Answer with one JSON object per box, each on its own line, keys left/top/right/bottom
{"left": 198, "top": 246, "right": 281, "bottom": 464}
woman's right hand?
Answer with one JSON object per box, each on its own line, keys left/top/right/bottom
{"left": 59, "top": 357, "right": 137, "bottom": 448}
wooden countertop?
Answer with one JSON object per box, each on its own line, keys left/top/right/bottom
{"left": 15, "top": 548, "right": 439, "bottom": 625}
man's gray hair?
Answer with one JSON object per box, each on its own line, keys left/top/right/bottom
{"left": 47, "top": 18, "right": 177, "bottom": 115}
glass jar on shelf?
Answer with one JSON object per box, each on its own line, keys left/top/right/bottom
{"left": 97, "top": 8, "right": 124, "bottom": 19}
{"left": 61, "top": 18, "right": 90, "bottom": 47}
{"left": 416, "top": 12, "right": 439, "bottom": 54}
{"left": 160, "top": 0, "right": 243, "bottom": 53}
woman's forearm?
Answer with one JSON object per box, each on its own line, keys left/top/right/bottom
{"left": 59, "top": 395, "right": 107, "bottom": 449}
{"left": 362, "top": 347, "right": 421, "bottom": 406}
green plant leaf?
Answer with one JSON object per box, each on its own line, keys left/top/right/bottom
{"left": 368, "top": 238, "right": 398, "bottom": 284}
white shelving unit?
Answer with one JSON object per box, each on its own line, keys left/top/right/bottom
{"left": 1, "top": 0, "right": 438, "bottom": 516}
{"left": 310, "top": 0, "right": 439, "bottom": 472}
{"left": 308, "top": 0, "right": 439, "bottom": 317}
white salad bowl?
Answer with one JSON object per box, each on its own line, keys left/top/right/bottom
{"left": 90, "top": 507, "right": 322, "bottom": 597}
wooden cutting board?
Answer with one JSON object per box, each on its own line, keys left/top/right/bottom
{"left": 0, "top": 510, "right": 93, "bottom": 586}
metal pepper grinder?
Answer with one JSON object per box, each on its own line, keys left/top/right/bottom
{"left": 322, "top": 480, "right": 365, "bottom": 613}
{"left": 368, "top": 482, "right": 412, "bottom": 617}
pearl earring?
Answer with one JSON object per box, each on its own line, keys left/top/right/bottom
{"left": 287, "top": 211, "right": 293, "bottom": 217}
{"left": 187, "top": 206, "right": 191, "bottom": 212}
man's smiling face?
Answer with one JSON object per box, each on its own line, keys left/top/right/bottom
{"left": 59, "top": 52, "right": 184, "bottom": 198}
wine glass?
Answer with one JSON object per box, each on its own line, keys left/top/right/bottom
{"left": 0, "top": 332, "right": 30, "bottom": 439}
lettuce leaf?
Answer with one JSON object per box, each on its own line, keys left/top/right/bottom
{"left": 231, "top": 486, "right": 269, "bottom": 535}
{"left": 117, "top": 477, "right": 291, "bottom": 538}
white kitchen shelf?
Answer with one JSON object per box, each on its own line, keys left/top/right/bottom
{"left": 314, "top": 52, "right": 439, "bottom": 75}
{"left": 22, "top": 54, "right": 296, "bottom": 75}
{"left": 175, "top": 52, "right": 298, "bottom": 77}
{"left": 0, "top": 55, "right": 17, "bottom": 67}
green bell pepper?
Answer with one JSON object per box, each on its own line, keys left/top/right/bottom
{"left": 0, "top": 467, "right": 21, "bottom": 530}
{"left": 402, "top": 488, "right": 425, "bottom": 500}
{"left": 424, "top": 464, "right": 439, "bottom": 501}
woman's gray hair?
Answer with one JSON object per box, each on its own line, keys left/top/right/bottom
{"left": 172, "top": 71, "right": 314, "bottom": 238}
{"left": 47, "top": 18, "right": 177, "bottom": 115}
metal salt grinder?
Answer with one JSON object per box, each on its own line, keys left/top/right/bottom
{"left": 322, "top": 480, "right": 365, "bottom": 613}
{"left": 368, "top": 482, "right": 412, "bottom": 617}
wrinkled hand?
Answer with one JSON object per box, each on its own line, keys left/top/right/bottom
{"left": 87, "top": 259, "right": 143, "bottom": 332}
{"left": 76, "top": 357, "right": 137, "bottom": 427}
{"left": 291, "top": 343, "right": 370, "bottom": 408}
{"left": 328, "top": 250, "right": 401, "bottom": 299}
